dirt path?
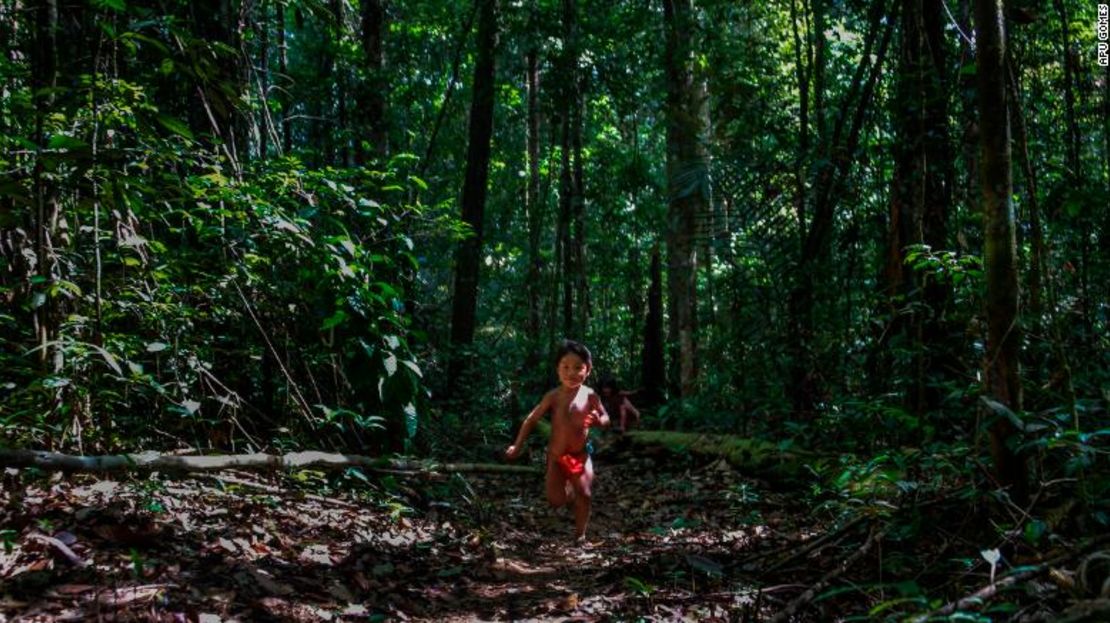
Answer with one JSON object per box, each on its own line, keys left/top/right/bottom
{"left": 1, "top": 446, "right": 826, "bottom": 621}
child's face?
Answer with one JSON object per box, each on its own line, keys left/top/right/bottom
{"left": 557, "top": 353, "right": 590, "bottom": 390}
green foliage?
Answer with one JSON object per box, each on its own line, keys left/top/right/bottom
{"left": 904, "top": 245, "right": 984, "bottom": 295}
{"left": 0, "top": 3, "right": 459, "bottom": 454}
{"left": 0, "top": 529, "right": 16, "bottom": 554}
{"left": 624, "top": 576, "right": 655, "bottom": 598}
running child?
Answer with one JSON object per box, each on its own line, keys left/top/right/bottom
{"left": 505, "top": 340, "right": 610, "bottom": 540}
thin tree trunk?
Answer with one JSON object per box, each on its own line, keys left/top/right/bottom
{"left": 627, "top": 113, "right": 644, "bottom": 382}
{"left": 662, "top": 0, "right": 705, "bottom": 397}
{"left": 974, "top": 0, "right": 1028, "bottom": 504}
{"left": 1012, "top": 70, "right": 1080, "bottom": 428}
{"left": 641, "top": 247, "right": 666, "bottom": 406}
{"left": 358, "top": 0, "right": 387, "bottom": 162}
{"left": 558, "top": 108, "right": 572, "bottom": 336}
{"left": 1051, "top": 0, "right": 1092, "bottom": 345}
{"left": 235, "top": 0, "right": 252, "bottom": 164}
{"left": 790, "top": 0, "right": 895, "bottom": 414}
{"left": 0, "top": 2, "right": 16, "bottom": 301}
{"left": 956, "top": 0, "right": 977, "bottom": 220}
{"left": 812, "top": 0, "right": 827, "bottom": 152}
{"left": 258, "top": 0, "right": 270, "bottom": 159}
{"left": 310, "top": 2, "right": 336, "bottom": 165}
{"left": 447, "top": 0, "right": 498, "bottom": 383}
{"left": 278, "top": 1, "right": 291, "bottom": 153}
{"left": 885, "top": 0, "right": 926, "bottom": 402}
{"left": 526, "top": 43, "right": 542, "bottom": 347}
{"left": 887, "top": 0, "right": 952, "bottom": 413}
{"left": 190, "top": 0, "right": 244, "bottom": 168}
{"left": 572, "top": 78, "right": 588, "bottom": 332}
{"left": 545, "top": 114, "right": 561, "bottom": 346}
{"left": 918, "top": 0, "right": 953, "bottom": 412}
{"left": 699, "top": 78, "right": 716, "bottom": 333}
{"left": 1006, "top": 59, "right": 1044, "bottom": 331}
{"left": 419, "top": 3, "right": 480, "bottom": 176}
{"left": 334, "top": 0, "right": 349, "bottom": 166}
{"left": 1053, "top": 0, "right": 1080, "bottom": 180}
{"left": 790, "top": 0, "right": 809, "bottom": 241}
{"left": 628, "top": 243, "right": 643, "bottom": 382}
{"left": 32, "top": 0, "right": 58, "bottom": 369}
{"left": 557, "top": 0, "right": 580, "bottom": 338}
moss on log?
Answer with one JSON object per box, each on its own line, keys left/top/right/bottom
{"left": 620, "top": 431, "right": 816, "bottom": 478}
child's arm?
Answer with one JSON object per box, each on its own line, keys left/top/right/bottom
{"left": 505, "top": 391, "right": 553, "bottom": 459}
{"left": 622, "top": 397, "right": 640, "bottom": 421}
{"left": 620, "top": 397, "right": 640, "bottom": 431}
{"left": 589, "top": 392, "right": 611, "bottom": 428}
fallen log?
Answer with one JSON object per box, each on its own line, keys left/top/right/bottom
{"left": 617, "top": 431, "right": 822, "bottom": 479}
{"left": 0, "top": 448, "right": 539, "bottom": 476}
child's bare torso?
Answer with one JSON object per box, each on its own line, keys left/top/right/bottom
{"left": 547, "top": 386, "right": 599, "bottom": 457}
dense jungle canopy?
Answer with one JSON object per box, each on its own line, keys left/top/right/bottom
{"left": 0, "top": 0, "right": 1108, "bottom": 620}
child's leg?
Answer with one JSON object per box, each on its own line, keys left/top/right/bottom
{"left": 545, "top": 456, "right": 570, "bottom": 508}
{"left": 569, "top": 458, "right": 595, "bottom": 539}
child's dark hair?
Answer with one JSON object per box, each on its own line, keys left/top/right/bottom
{"left": 598, "top": 375, "right": 620, "bottom": 393}
{"left": 554, "top": 339, "right": 592, "bottom": 367}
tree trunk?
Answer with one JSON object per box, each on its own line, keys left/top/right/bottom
{"left": 956, "top": 0, "right": 977, "bottom": 223}
{"left": 1006, "top": 59, "right": 1044, "bottom": 332}
{"left": 641, "top": 247, "right": 666, "bottom": 407}
{"left": 1050, "top": 1, "right": 1093, "bottom": 344}
{"left": 572, "top": 80, "right": 588, "bottom": 332}
{"left": 309, "top": 2, "right": 336, "bottom": 165}
{"left": 790, "top": 0, "right": 809, "bottom": 241}
{"left": 558, "top": 108, "right": 573, "bottom": 336}
{"left": 357, "top": 0, "right": 387, "bottom": 162}
{"left": 887, "top": 0, "right": 952, "bottom": 413}
{"left": 419, "top": 3, "right": 480, "bottom": 176}
{"left": 974, "top": 0, "right": 1028, "bottom": 503}
{"left": 447, "top": 0, "right": 498, "bottom": 381}
{"left": 190, "top": 0, "right": 242, "bottom": 157}
{"left": 662, "top": 0, "right": 705, "bottom": 397}
{"left": 556, "top": 0, "right": 581, "bottom": 338}
{"left": 258, "top": 0, "right": 270, "bottom": 159}
{"left": 333, "top": 0, "right": 350, "bottom": 166}
{"left": 526, "top": 43, "right": 542, "bottom": 347}
{"left": 32, "top": 0, "right": 58, "bottom": 369}
{"left": 628, "top": 243, "right": 644, "bottom": 382}
{"left": 1052, "top": 0, "right": 1080, "bottom": 180}
{"left": 278, "top": 1, "right": 291, "bottom": 153}
{"left": 235, "top": 0, "right": 252, "bottom": 165}
{"left": 627, "top": 112, "right": 645, "bottom": 381}
{"left": 812, "top": 0, "right": 827, "bottom": 151}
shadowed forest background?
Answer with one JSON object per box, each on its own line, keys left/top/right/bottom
{"left": 0, "top": 0, "right": 1108, "bottom": 620}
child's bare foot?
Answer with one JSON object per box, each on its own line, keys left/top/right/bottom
{"left": 574, "top": 535, "right": 602, "bottom": 551}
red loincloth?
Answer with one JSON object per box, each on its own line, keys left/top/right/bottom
{"left": 557, "top": 451, "right": 588, "bottom": 477}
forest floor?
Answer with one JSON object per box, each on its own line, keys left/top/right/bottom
{"left": 0, "top": 435, "right": 1103, "bottom": 622}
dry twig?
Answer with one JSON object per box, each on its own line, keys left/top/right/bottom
{"left": 767, "top": 523, "right": 887, "bottom": 623}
